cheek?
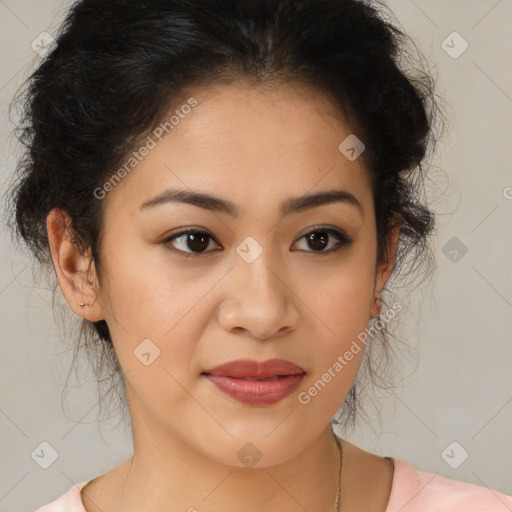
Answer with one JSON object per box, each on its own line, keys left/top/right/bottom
{"left": 299, "top": 243, "right": 376, "bottom": 338}
{"left": 293, "top": 241, "right": 376, "bottom": 389}
{"left": 97, "top": 237, "right": 216, "bottom": 388}
{"left": 99, "top": 234, "right": 209, "bottom": 334}
{"left": 101, "top": 267, "right": 208, "bottom": 425}
{"left": 293, "top": 275, "right": 373, "bottom": 420}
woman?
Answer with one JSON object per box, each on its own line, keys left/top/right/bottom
{"left": 6, "top": 0, "right": 511, "bottom": 510}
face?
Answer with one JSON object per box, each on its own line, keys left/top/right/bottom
{"left": 53, "top": 81, "right": 397, "bottom": 468}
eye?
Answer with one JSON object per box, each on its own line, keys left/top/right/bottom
{"left": 161, "top": 226, "right": 354, "bottom": 257}
{"left": 162, "top": 229, "right": 221, "bottom": 256}
{"left": 293, "top": 227, "right": 354, "bottom": 254}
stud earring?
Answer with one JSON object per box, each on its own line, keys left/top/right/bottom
{"left": 80, "top": 297, "right": 97, "bottom": 309}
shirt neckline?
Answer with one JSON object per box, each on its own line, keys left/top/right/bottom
{"left": 75, "top": 457, "right": 417, "bottom": 512}
{"left": 384, "top": 457, "right": 420, "bottom": 512}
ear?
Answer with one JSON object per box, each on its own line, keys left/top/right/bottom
{"left": 369, "top": 213, "right": 402, "bottom": 318}
{"left": 46, "top": 208, "right": 104, "bottom": 321}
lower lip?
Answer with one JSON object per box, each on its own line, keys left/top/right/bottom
{"left": 203, "top": 374, "right": 305, "bottom": 405}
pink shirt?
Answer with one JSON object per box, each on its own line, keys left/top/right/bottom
{"left": 35, "top": 457, "right": 512, "bottom": 511}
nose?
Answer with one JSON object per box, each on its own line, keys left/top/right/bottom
{"left": 216, "top": 248, "right": 301, "bottom": 340}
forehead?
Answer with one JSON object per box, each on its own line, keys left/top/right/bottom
{"left": 103, "top": 81, "right": 373, "bottom": 218}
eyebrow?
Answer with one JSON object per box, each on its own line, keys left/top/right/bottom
{"left": 139, "top": 188, "right": 363, "bottom": 217}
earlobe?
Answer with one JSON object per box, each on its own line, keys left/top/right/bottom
{"left": 370, "top": 214, "right": 402, "bottom": 318}
{"left": 370, "top": 296, "right": 383, "bottom": 318}
{"left": 46, "top": 208, "right": 104, "bottom": 321}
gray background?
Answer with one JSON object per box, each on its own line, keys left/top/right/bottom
{"left": 0, "top": 0, "right": 511, "bottom": 510}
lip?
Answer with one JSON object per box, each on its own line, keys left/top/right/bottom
{"left": 203, "top": 358, "right": 305, "bottom": 378}
{"left": 202, "top": 358, "right": 306, "bottom": 406}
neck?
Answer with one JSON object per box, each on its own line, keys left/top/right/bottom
{"left": 87, "top": 392, "right": 342, "bottom": 512}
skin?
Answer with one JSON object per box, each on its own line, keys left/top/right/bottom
{"left": 47, "top": 81, "right": 400, "bottom": 512}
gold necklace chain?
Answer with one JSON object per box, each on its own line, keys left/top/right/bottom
{"left": 334, "top": 434, "right": 343, "bottom": 511}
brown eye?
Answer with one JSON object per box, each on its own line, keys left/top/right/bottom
{"left": 163, "top": 230, "right": 220, "bottom": 255}
{"left": 305, "top": 231, "right": 329, "bottom": 251}
{"left": 293, "top": 228, "right": 353, "bottom": 253}
{"left": 162, "top": 226, "right": 353, "bottom": 258}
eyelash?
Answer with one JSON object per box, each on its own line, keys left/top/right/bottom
{"left": 161, "top": 226, "right": 354, "bottom": 258}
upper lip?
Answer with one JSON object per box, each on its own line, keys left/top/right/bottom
{"left": 203, "top": 359, "right": 305, "bottom": 378}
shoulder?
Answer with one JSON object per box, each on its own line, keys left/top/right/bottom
{"left": 387, "top": 458, "right": 512, "bottom": 512}
{"left": 34, "top": 481, "right": 88, "bottom": 512}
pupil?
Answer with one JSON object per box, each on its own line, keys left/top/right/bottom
{"left": 188, "top": 232, "right": 209, "bottom": 252}
{"left": 184, "top": 231, "right": 331, "bottom": 253}
{"left": 307, "top": 231, "right": 328, "bottom": 250}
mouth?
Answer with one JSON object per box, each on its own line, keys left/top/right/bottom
{"left": 218, "top": 375, "right": 290, "bottom": 380}
{"left": 201, "top": 359, "right": 306, "bottom": 406}
{"left": 202, "top": 358, "right": 306, "bottom": 379}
